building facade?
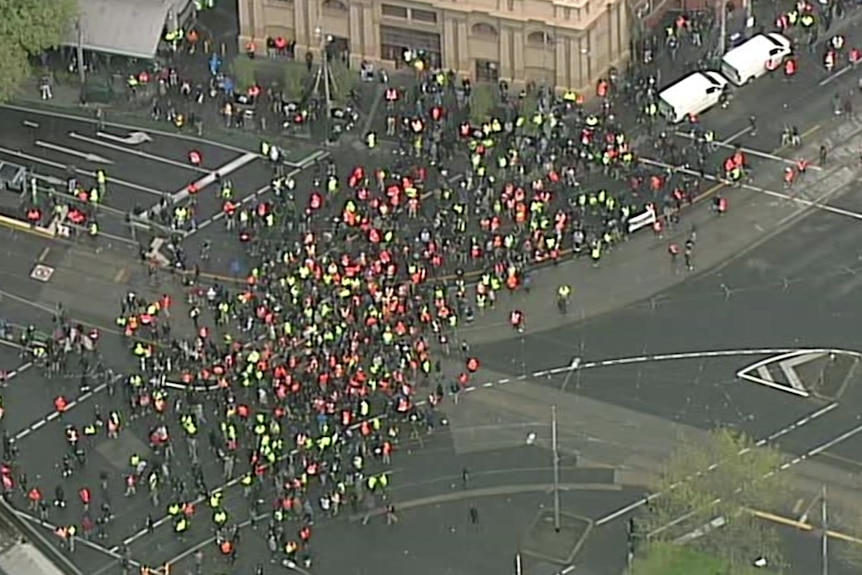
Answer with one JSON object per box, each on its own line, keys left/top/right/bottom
{"left": 239, "top": 0, "right": 631, "bottom": 91}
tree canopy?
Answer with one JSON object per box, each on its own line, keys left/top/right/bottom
{"left": 642, "top": 428, "right": 788, "bottom": 569}
{"left": 0, "top": 0, "right": 78, "bottom": 101}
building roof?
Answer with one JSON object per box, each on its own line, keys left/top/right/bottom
{"left": 63, "top": 0, "right": 189, "bottom": 60}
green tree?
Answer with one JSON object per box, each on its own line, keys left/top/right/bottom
{"left": 469, "top": 82, "right": 498, "bottom": 123}
{"left": 231, "top": 55, "right": 257, "bottom": 91}
{"left": 0, "top": 0, "right": 78, "bottom": 101}
{"left": 643, "top": 428, "right": 788, "bottom": 570}
{"left": 281, "top": 66, "right": 305, "bottom": 101}
{"left": 327, "top": 61, "right": 356, "bottom": 104}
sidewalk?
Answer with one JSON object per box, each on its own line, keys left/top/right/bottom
{"left": 458, "top": 118, "right": 862, "bottom": 347}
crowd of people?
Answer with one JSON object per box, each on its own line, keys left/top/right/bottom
{"left": 9, "top": 0, "right": 856, "bottom": 571}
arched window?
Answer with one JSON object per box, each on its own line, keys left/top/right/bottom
{"left": 322, "top": 0, "right": 348, "bottom": 11}
{"left": 471, "top": 22, "right": 498, "bottom": 37}
{"left": 527, "top": 31, "right": 552, "bottom": 45}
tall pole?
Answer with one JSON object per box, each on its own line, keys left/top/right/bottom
{"left": 75, "top": 19, "right": 86, "bottom": 87}
{"left": 822, "top": 485, "right": 828, "bottom": 575}
{"left": 718, "top": 0, "right": 727, "bottom": 56}
{"left": 320, "top": 32, "right": 333, "bottom": 138}
{"left": 515, "top": 552, "right": 523, "bottom": 575}
{"left": 552, "top": 405, "right": 561, "bottom": 532}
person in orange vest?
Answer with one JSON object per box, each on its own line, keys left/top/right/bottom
{"left": 466, "top": 357, "right": 480, "bottom": 373}
{"left": 245, "top": 40, "right": 256, "bottom": 59}
{"left": 825, "top": 50, "right": 835, "bottom": 72}
{"left": 596, "top": 78, "right": 608, "bottom": 98}
{"left": 852, "top": 48, "right": 862, "bottom": 65}
{"left": 54, "top": 395, "right": 68, "bottom": 413}
{"left": 783, "top": 166, "right": 796, "bottom": 188}
{"left": 668, "top": 242, "right": 680, "bottom": 270}
{"left": 796, "top": 158, "right": 809, "bottom": 175}
{"left": 784, "top": 58, "right": 797, "bottom": 76}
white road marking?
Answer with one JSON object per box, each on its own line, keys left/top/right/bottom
{"left": 69, "top": 132, "right": 204, "bottom": 172}
{"left": 182, "top": 151, "right": 328, "bottom": 237}
{"left": 96, "top": 131, "right": 151, "bottom": 145}
{"left": 655, "top": 419, "right": 862, "bottom": 541}
{"left": 15, "top": 510, "right": 144, "bottom": 569}
{"left": 34, "top": 140, "right": 112, "bottom": 164}
{"left": 675, "top": 131, "right": 823, "bottom": 171}
{"left": 146, "top": 151, "right": 262, "bottom": 219}
{"left": 819, "top": 63, "right": 854, "bottom": 86}
{"left": 640, "top": 157, "right": 862, "bottom": 222}
{"left": 0, "top": 145, "right": 163, "bottom": 196}
{"left": 736, "top": 349, "right": 861, "bottom": 397}
{"left": 719, "top": 126, "right": 752, "bottom": 145}
{"left": 127, "top": 347, "right": 822, "bottom": 546}
{"left": 13, "top": 381, "right": 110, "bottom": 441}
{"left": 594, "top": 401, "right": 840, "bottom": 526}
{"left": 0, "top": 103, "right": 255, "bottom": 156}
{"left": 1, "top": 361, "right": 33, "bottom": 386}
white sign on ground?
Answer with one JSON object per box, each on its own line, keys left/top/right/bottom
{"left": 30, "top": 264, "right": 55, "bottom": 283}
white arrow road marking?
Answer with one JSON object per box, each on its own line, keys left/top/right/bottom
{"left": 96, "top": 131, "right": 152, "bottom": 145}
{"left": 34, "top": 141, "right": 113, "bottom": 164}
{"left": 0, "top": 146, "right": 160, "bottom": 196}
{"left": 69, "top": 132, "right": 206, "bottom": 172}
{"left": 737, "top": 349, "right": 862, "bottom": 397}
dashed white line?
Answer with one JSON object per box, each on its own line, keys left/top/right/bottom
{"left": 1, "top": 361, "right": 33, "bottom": 386}
{"left": 594, "top": 401, "right": 840, "bottom": 526}
{"left": 14, "top": 381, "right": 110, "bottom": 441}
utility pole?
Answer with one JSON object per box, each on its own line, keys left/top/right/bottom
{"left": 312, "top": 27, "right": 335, "bottom": 140}
{"left": 717, "top": 0, "right": 727, "bottom": 56}
{"left": 75, "top": 19, "right": 86, "bottom": 87}
{"left": 552, "top": 405, "right": 561, "bottom": 532}
{"left": 822, "top": 485, "right": 829, "bottom": 575}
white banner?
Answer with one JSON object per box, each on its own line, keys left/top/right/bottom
{"left": 628, "top": 204, "right": 657, "bottom": 233}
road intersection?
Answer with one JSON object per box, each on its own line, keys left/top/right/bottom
{"left": 2, "top": 19, "right": 862, "bottom": 575}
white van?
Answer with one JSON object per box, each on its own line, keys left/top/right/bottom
{"left": 657, "top": 71, "right": 729, "bottom": 124}
{"left": 721, "top": 33, "right": 792, "bottom": 86}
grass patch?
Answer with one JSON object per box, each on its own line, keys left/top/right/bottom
{"left": 631, "top": 543, "right": 768, "bottom": 575}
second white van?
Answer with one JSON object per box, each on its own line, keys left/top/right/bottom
{"left": 721, "top": 33, "right": 792, "bottom": 86}
{"left": 657, "top": 71, "right": 729, "bottom": 124}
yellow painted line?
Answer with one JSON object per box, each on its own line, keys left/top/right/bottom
{"left": 750, "top": 508, "right": 862, "bottom": 545}
{"left": 37, "top": 247, "right": 50, "bottom": 262}
{"left": 751, "top": 509, "right": 814, "bottom": 531}
{"left": 0, "top": 215, "right": 55, "bottom": 240}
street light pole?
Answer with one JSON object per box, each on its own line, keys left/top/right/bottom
{"left": 321, "top": 32, "right": 333, "bottom": 131}
{"left": 552, "top": 405, "right": 561, "bottom": 532}
{"left": 75, "top": 19, "right": 86, "bottom": 87}
{"left": 717, "top": 0, "right": 728, "bottom": 56}
{"left": 822, "top": 485, "right": 828, "bottom": 575}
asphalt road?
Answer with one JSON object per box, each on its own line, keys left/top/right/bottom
{"left": 0, "top": 15, "right": 861, "bottom": 575}
{"left": 0, "top": 106, "right": 323, "bottom": 251}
